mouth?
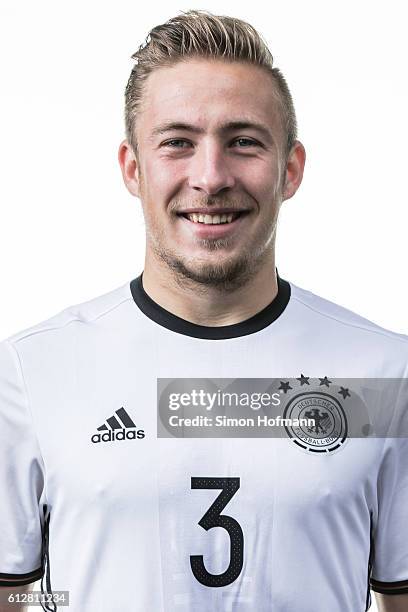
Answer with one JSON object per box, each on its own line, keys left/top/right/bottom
{"left": 176, "top": 210, "right": 252, "bottom": 237}
{"left": 176, "top": 210, "right": 251, "bottom": 224}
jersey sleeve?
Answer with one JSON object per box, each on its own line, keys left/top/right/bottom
{"left": 369, "top": 430, "right": 408, "bottom": 595}
{"left": 0, "top": 339, "right": 45, "bottom": 586}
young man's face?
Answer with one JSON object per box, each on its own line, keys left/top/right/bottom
{"left": 119, "top": 58, "right": 305, "bottom": 288}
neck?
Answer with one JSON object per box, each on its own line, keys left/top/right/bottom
{"left": 141, "top": 250, "right": 279, "bottom": 327}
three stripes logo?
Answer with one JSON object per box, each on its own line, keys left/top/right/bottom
{"left": 91, "top": 407, "right": 145, "bottom": 444}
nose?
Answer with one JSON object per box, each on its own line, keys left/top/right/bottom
{"left": 187, "top": 141, "right": 236, "bottom": 195}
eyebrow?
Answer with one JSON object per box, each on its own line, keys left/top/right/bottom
{"left": 149, "top": 120, "right": 274, "bottom": 144}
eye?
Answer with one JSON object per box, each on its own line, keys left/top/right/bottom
{"left": 232, "top": 137, "right": 259, "bottom": 148}
{"left": 162, "top": 139, "right": 192, "bottom": 149}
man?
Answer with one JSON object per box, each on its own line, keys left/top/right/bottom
{"left": 0, "top": 9, "right": 407, "bottom": 612}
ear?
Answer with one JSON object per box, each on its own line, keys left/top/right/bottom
{"left": 117, "top": 139, "right": 141, "bottom": 198}
{"left": 282, "top": 140, "right": 306, "bottom": 201}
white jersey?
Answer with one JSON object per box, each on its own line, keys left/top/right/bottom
{"left": 1, "top": 270, "right": 408, "bottom": 611}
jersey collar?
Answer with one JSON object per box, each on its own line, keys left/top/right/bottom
{"left": 130, "top": 269, "right": 291, "bottom": 340}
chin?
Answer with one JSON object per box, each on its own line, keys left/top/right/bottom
{"left": 168, "top": 255, "right": 255, "bottom": 289}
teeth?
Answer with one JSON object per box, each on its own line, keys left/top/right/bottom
{"left": 186, "top": 212, "right": 238, "bottom": 224}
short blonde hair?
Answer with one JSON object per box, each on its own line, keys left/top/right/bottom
{"left": 124, "top": 10, "right": 298, "bottom": 160}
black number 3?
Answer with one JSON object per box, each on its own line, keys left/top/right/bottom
{"left": 190, "top": 477, "right": 244, "bottom": 587}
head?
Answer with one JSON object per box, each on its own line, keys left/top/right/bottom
{"left": 118, "top": 10, "right": 305, "bottom": 291}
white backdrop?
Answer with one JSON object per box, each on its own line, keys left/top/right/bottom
{"left": 2, "top": 1, "right": 408, "bottom": 609}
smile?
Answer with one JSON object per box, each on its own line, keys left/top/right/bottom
{"left": 177, "top": 210, "right": 252, "bottom": 237}
{"left": 178, "top": 211, "right": 250, "bottom": 225}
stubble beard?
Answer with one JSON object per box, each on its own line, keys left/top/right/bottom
{"left": 139, "top": 171, "right": 282, "bottom": 292}
{"left": 145, "top": 206, "right": 278, "bottom": 293}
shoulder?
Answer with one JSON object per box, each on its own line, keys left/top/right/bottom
{"left": 3, "top": 281, "right": 133, "bottom": 350}
{"left": 289, "top": 280, "right": 408, "bottom": 344}
{"left": 287, "top": 281, "right": 408, "bottom": 373}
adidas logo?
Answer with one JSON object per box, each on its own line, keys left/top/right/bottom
{"left": 91, "top": 407, "right": 145, "bottom": 444}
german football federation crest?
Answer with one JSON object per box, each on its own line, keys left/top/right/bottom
{"left": 282, "top": 376, "right": 349, "bottom": 453}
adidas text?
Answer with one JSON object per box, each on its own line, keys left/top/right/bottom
{"left": 91, "top": 428, "right": 145, "bottom": 443}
